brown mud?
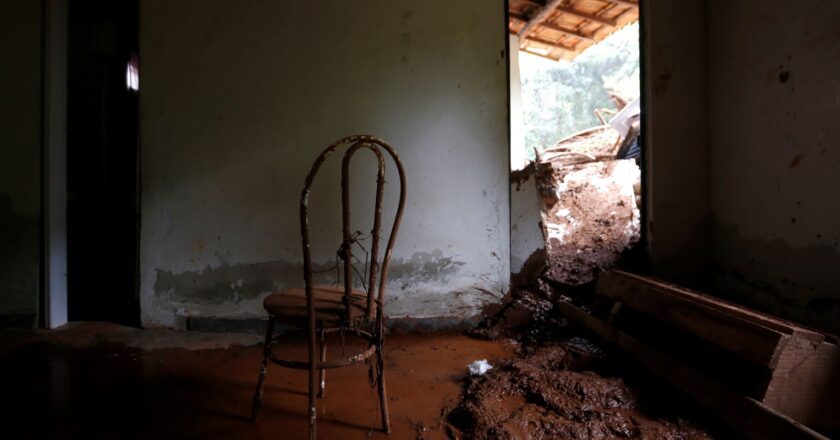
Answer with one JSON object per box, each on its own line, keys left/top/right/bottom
{"left": 455, "top": 283, "right": 714, "bottom": 440}
{"left": 446, "top": 342, "right": 711, "bottom": 440}
{"left": 0, "top": 323, "right": 513, "bottom": 440}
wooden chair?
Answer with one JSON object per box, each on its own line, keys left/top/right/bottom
{"left": 250, "top": 135, "right": 406, "bottom": 440}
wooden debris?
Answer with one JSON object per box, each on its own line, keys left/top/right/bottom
{"left": 555, "top": 269, "right": 840, "bottom": 438}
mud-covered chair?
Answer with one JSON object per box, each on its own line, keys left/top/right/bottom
{"left": 251, "top": 135, "right": 406, "bottom": 440}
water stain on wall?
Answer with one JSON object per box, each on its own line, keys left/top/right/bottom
{"left": 153, "top": 250, "right": 467, "bottom": 305}
{"left": 712, "top": 219, "right": 840, "bottom": 334}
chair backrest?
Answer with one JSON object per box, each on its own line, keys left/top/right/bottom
{"left": 299, "top": 135, "right": 406, "bottom": 327}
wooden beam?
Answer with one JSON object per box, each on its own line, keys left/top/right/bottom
{"left": 596, "top": 271, "right": 789, "bottom": 367}
{"left": 511, "top": 28, "right": 575, "bottom": 52}
{"left": 599, "top": 0, "right": 639, "bottom": 8}
{"left": 510, "top": 12, "right": 596, "bottom": 42}
{"left": 554, "top": 300, "right": 830, "bottom": 440}
{"left": 525, "top": 35, "right": 576, "bottom": 52}
{"left": 609, "top": 271, "right": 825, "bottom": 342}
{"left": 516, "top": 0, "right": 565, "bottom": 48}
{"left": 508, "top": 29, "right": 572, "bottom": 57}
{"left": 521, "top": 47, "right": 561, "bottom": 62}
{"left": 555, "top": 6, "right": 617, "bottom": 27}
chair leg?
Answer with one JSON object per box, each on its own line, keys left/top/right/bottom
{"left": 318, "top": 329, "right": 326, "bottom": 398}
{"left": 308, "top": 337, "right": 318, "bottom": 440}
{"left": 376, "top": 344, "right": 391, "bottom": 433}
{"left": 251, "top": 317, "right": 275, "bottom": 422}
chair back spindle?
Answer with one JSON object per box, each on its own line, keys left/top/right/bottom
{"left": 299, "top": 135, "right": 406, "bottom": 328}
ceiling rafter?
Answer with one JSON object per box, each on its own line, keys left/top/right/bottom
{"left": 516, "top": 0, "right": 567, "bottom": 49}
{"left": 510, "top": 12, "right": 596, "bottom": 42}
{"left": 509, "top": 29, "right": 576, "bottom": 53}
{"left": 599, "top": 0, "right": 639, "bottom": 9}
{"left": 509, "top": 0, "right": 638, "bottom": 60}
{"left": 554, "top": 6, "right": 617, "bottom": 27}
{"left": 517, "top": 0, "right": 618, "bottom": 27}
{"left": 527, "top": 35, "right": 578, "bottom": 52}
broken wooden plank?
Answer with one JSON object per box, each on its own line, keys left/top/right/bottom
{"left": 596, "top": 271, "right": 789, "bottom": 367}
{"left": 554, "top": 300, "right": 829, "bottom": 440}
{"left": 517, "top": 0, "right": 565, "bottom": 48}
{"left": 520, "top": 47, "right": 561, "bottom": 62}
{"left": 610, "top": 271, "right": 826, "bottom": 343}
{"left": 524, "top": 35, "right": 576, "bottom": 52}
{"left": 762, "top": 337, "right": 840, "bottom": 432}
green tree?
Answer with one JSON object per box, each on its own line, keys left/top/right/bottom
{"left": 519, "top": 23, "right": 640, "bottom": 159}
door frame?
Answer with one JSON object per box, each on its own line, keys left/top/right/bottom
{"left": 42, "top": 0, "right": 69, "bottom": 329}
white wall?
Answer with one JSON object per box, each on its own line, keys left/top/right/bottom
{"left": 708, "top": 0, "right": 840, "bottom": 333}
{"left": 509, "top": 36, "right": 528, "bottom": 171}
{"left": 139, "top": 0, "right": 510, "bottom": 327}
{"left": 642, "top": 0, "right": 710, "bottom": 282}
{"left": 510, "top": 166, "right": 544, "bottom": 277}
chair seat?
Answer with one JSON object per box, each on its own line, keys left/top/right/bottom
{"left": 263, "top": 285, "right": 372, "bottom": 326}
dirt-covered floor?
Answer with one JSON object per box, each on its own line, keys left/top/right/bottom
{"left": 446, "top": 338, "right": 712, "bottom": 439}
{"left": 0, "top": 322, "right": 511, "bottom": 440}
{"left": 449, "top": 281, "right": 720, "bottom": 439}
{"left": 1, "top": 319, "right": 717, "bottom": 439}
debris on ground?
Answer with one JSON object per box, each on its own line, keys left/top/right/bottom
{"left": 518, "top": 97, "right": 642, "bottom": 287}
{"left": 467, "top": 359, "right": 493, "bottom": 376}
{"left": 455, "top": 261, "right": 713, "bottom": 439}
{"left": 446, "top": 342, "right": 712, "bottom": 440}
{"left": 539, "top": 159, "right": 640, "bottom": 285}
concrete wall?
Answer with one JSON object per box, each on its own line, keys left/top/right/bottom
{"left": 642, "top": 0, "right": 710, "bottom": 283}
{"left": 139, "top": 0, "right": 510, "bottom": 328}
{"left": 707, "top": 0, "right": 840, "bottom": 333}
{"left": 509, "top": 35, "right": 528, "bottom": 171}
{"left": 0, "top": 0, "right": 43, "bottom": 327}
{"left": 509, "top": 35, "right": 544, "bottom": 280}
{"left": 510, "top": 165, "right": 544, "bottom": 279}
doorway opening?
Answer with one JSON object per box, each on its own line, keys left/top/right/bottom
{"left": 508, "top": 1, "right": 642, "bottom": 287}
{"left": 67, "top": 0, "right": 140, "bottom": 326}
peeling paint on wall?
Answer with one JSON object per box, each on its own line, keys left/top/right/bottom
{"left": 154, "top": 260, "right": 311, "bottom": 305}
{"left": 145, "top": 249, "right": 504, "bottom": 328}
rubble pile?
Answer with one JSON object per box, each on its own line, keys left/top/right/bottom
{"left": 446, "top": 342, "right": 711, "bottom": 440}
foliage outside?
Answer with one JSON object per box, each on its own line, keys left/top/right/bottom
{"left": 519, "top": 23, "right": 640, "bottom": 160}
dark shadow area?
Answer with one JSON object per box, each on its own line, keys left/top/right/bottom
{"left": 0, "top": 341, "right": 253, "bottom": 438}
{"left": 67, "top": 0, "right": 140, "bottom": 326}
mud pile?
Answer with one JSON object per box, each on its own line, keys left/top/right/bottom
{"left": 447, "top": 343, "right": 711, "bottom": 440}
{"left": 539, "top": 159, "right": 641, "bottom": 286}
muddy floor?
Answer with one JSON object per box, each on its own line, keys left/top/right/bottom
{"left": 1, "top": 319, "right": 716, "bottom": 439}
{"left": 446, "top": 342, "right": 712, "bottom": 439}
{"left": 451, "top": 288, "right": 716, "bottom": 440}
{"left": 0, "top": 323, "right": 513, "bottom": 440}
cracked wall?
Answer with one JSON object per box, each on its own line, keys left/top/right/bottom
{"left": 138, "top": 0, "right": 509, "bottom": 328}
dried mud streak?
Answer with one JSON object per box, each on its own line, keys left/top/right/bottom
{"left": 448, "top": 344, "right": 712, "bottom": 440}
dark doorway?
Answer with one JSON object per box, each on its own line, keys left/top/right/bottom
{"left": 67, "top": 0, "right": 140, "bottom": 326}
